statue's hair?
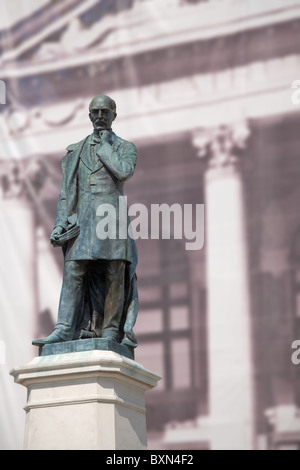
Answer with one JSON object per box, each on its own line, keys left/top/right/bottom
{"left": 89, "top": 94, "right": 116, "bottom": 112}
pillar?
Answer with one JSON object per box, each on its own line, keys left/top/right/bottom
{"left": 0, "top": 162, "right": 37, "bottom": 449}
{"left": 192, "top": 123, "right": 255, "bottom": 449}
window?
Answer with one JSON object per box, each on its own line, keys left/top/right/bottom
{"left": 170, "top": 305, "right": 189, "bottom": 331}
{"left": 134, "top": 308, "right": 163, "bottom": 334}
{"left": 171, "top": 338, "right": 192, "bottom": 389}
{"left": 135, "top": 239, "right": 193, "bottom": 390}
{"left": 136, "top": 341, "right": 165, "bottom": 391}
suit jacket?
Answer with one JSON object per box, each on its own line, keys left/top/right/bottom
{"left": 54, "top": 130, "right": 139, "bottom": 348}
{"left": 55, "top": 130, "right": 136, "bottom": 261}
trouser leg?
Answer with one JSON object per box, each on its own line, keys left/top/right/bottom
{"left": 101, "top": 260, "right": 126, "bottom": 340}
{"left": 54, "top": 260, "right": 88, "bottom": 341}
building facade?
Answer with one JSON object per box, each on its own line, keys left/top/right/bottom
{"left": 1, "top": 0, "right": 300, "bottom": 450}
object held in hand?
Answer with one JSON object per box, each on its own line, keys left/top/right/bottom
{"left": 51, "top": 225, "right": 80, "bottom": 246}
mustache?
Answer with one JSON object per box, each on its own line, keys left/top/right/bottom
{"left": 94, "top": 120, "right": 107, "bottom": 128}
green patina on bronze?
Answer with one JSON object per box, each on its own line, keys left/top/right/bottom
{"left": 32, "top": 95, "right": 138, "bottom": 354}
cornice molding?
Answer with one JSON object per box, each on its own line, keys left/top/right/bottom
{"left": 1, "top": 0, "right": 300, "bottom": 77}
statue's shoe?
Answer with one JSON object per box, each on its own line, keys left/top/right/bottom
{"left": 102, "top": 330, "right": 119, "bottom": 342}
{"left": 32, "top": 331, "right": 64, "bottom": 347}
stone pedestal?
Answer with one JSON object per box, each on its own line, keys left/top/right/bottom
{"left": 10, "top": 349, "right": 161, "bottom": 450}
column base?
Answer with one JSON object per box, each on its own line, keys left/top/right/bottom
{"left": 10, "top": 350, "right": 161, "bottom": 450}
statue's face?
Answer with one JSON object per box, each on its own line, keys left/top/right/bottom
{"left": 89, "top": 96, "right": 116, "bottom": 131}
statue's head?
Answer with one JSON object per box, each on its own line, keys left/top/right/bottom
{"left": 89, "top": 94, "right": 117, "bottom": 131}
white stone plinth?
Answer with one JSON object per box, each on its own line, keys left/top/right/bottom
{"left": 10, "top": 350, "right": 161, "bottom": 450}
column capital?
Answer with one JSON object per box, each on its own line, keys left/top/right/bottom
{"left": 0, "top": 159, "right": 48, "bottom": 201}
{"left": 192, "top": 122, "right": 250, "bottom": 169}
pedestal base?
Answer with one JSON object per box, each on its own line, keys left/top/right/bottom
{"left": 38, "top": 338, "right": 134, "bottom": 360}
{"left": 10, "top": 350, "right": 160, "bottom": 450}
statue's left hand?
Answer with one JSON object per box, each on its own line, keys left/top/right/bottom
{"left": 50, "top": 226, "right": 64, "bottom": 245}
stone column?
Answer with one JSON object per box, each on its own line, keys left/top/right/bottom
{"left": 0, "top": 198, "right": 36, "bottom": 351}
{"left": 0, "top": 162, "right": 43, "bottom": 346}
{"left": 192, "top": 123, "right": 255, "bottom": 450}
{"left": 0, "top": 162, "right": 38, "bottom": 448}
{"left": 0, "top": 159, "right": 48, "bottom": 345}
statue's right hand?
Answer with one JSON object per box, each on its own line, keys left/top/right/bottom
{"left": 50, "top": 226, "right": 64, "bottom": 244}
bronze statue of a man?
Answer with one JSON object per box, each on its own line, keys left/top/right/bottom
{"left": 33, "top": 95, "right": 138, "bottom": 349}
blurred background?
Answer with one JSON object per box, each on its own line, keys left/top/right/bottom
{"left": 1, "top": 0, "right": 300, "bottom": 450}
